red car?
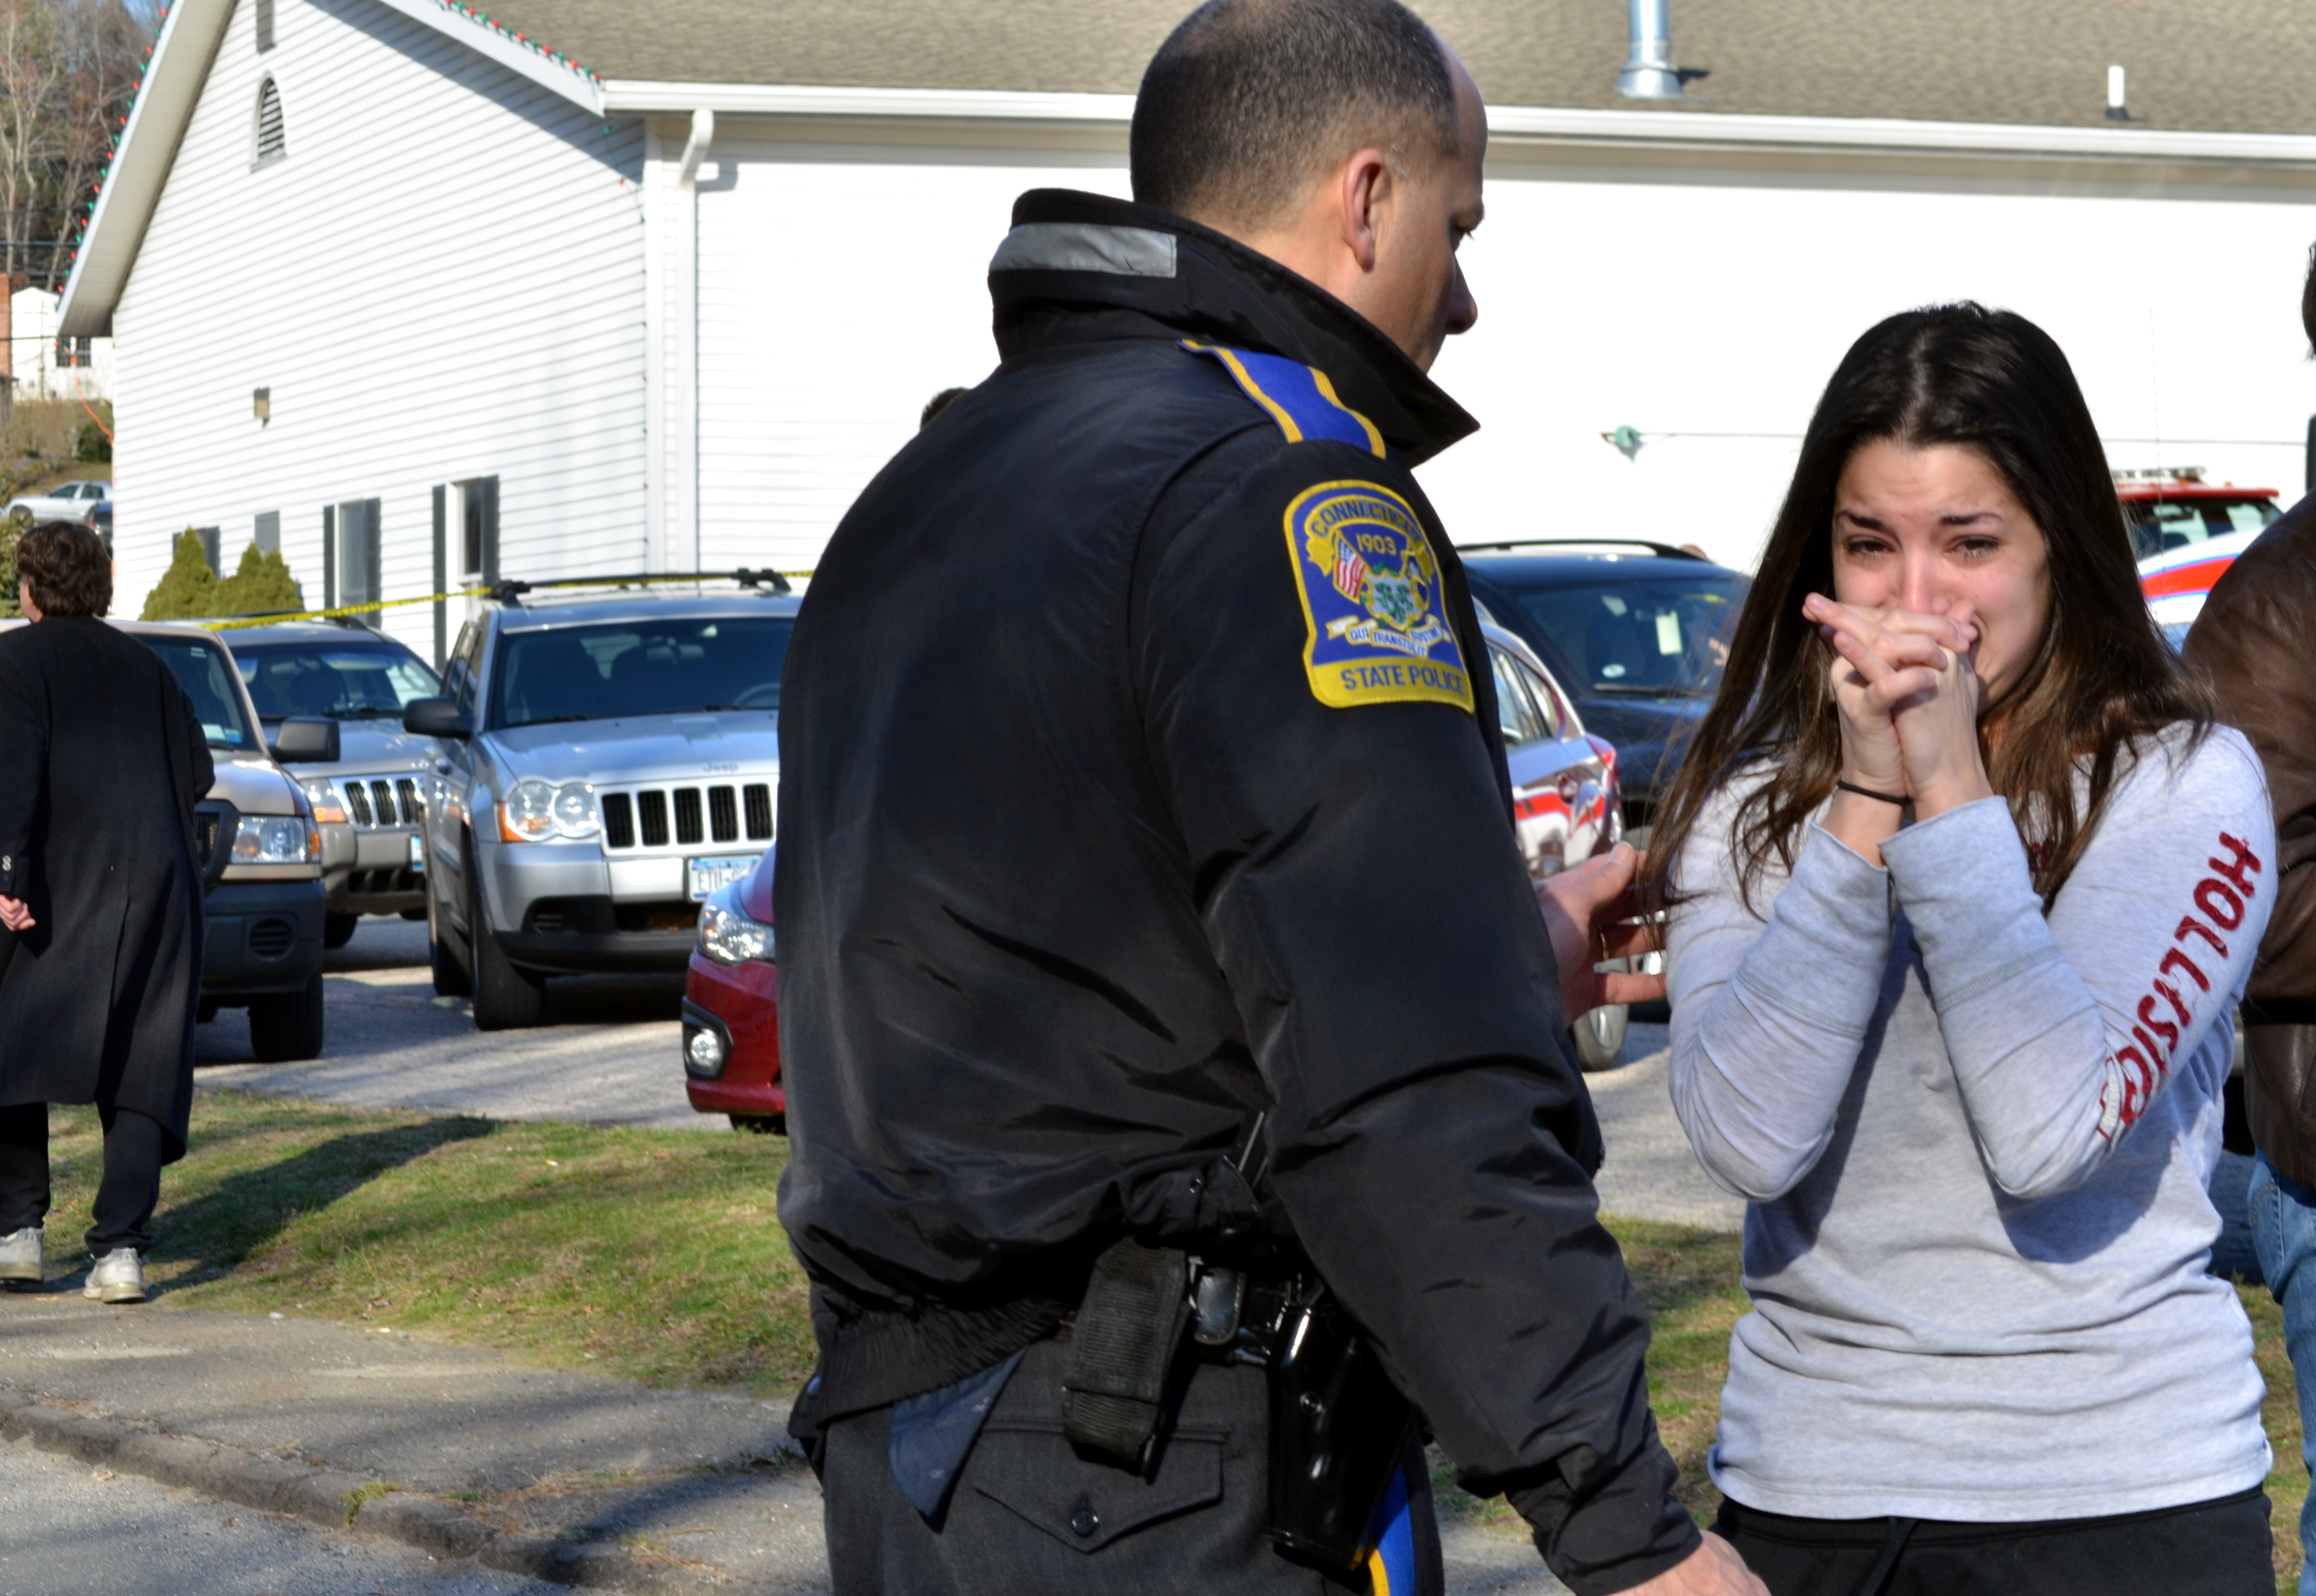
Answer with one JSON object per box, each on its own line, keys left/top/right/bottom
{"left": 682, "top": 847, "right": 783, "bottom": 1132}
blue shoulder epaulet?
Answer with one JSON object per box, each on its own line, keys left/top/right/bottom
{"left": 1179, "top": 340, "right": 1386, "bottom": 459}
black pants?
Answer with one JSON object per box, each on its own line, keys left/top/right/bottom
{"left": 820, "top": 1334, "right": 1434, "bottom": 1595}
{"left": 0, "top": 1101, "right": 165, "bottom": 1255}
{"left": 1714, "top": 1487, "right": 2273, "bottom": 1596}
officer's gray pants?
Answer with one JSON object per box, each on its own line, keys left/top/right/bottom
{"left": 821, "top": 1333, "right": 1435, "bottom": 1594}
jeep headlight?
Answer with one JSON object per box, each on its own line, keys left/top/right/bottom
{"left": 550, "top": 782, "right": 598, "bottom": 838}
{"left": 698, "top": 886, "right": 774, "bottom": 966}
{"left": 501, "top": 779, "right": 598, "bottom": 842}
{"left": 231, "top": 814, "right": 313, "bottom": 864}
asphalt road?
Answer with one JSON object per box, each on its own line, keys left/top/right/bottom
{"left": 197, "top": 917, "right": 708, "bottom": 1131}
{"left": 0, "top": 1430, "right": 561, "bottom": 1596}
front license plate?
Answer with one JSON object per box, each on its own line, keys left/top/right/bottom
{"left": 688, "top": 854, "right": 759, "bottom": 901}
{"left": 408, "top": 833, "right": 426, "bottom": 870}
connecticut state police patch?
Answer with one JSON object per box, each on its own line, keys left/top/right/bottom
{"left": 1283, "top": 480, "right": 1475, "bottom": 713}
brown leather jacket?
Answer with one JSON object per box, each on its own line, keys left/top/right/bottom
{"left": 2185, "top": 497, "right": 2316, "bottom": 1187}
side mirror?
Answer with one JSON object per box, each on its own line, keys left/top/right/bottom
{"left": 403, "top": 697, "right": 472, "bottom": 739}
{"left": 269, "top": 716, "right": 341, "bottom": 764}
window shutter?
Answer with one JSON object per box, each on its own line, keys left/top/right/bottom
{"left": 364, "top": 497, "right": 382, "bottom": 628}
{"left": 432, "top": 484, "right": 448, "bottom": 668}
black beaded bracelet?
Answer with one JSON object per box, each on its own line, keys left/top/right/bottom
{"left": 1835, "top": 779, "right": 1908, "bottom": 806}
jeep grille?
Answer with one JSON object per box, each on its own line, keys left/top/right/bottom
{"left": 330, "top": 777, "right": 424, "bottom": 829}
{"left": 599, "top": 783, "right": 772, "bottom": 852}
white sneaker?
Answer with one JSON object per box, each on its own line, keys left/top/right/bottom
{"left": 0, "top": 1226, "right": 39, "bottom": 1284}
{"left": 83, "top": 1249, "right": 144, "bottom": 1304}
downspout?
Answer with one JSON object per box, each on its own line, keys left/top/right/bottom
{"left": 1616, "top": 0, "right": 1690, "bottom": 101}
{"left": 677, "top": 108, "right": 713, "bottom": 575}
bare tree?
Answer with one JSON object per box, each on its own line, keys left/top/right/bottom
{"left": 50, "top": 0, "right": 150, "bottom": 288}
{"left": 0, "top": 0, "right": 62, "bottom": 282}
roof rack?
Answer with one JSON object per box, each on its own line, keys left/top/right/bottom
{"left": 1457, "top": 538, "right": 1706, "bottom": 561}
{"left": 488, "top": 569, "right": 794, "bottom": 606}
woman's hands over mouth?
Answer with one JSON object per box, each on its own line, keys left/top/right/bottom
{"left": 1802, "top": 594, "right": 1997, "bottom": 859}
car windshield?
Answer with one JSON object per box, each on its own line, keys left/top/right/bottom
{"left": 1510, "top": 574, "right": 1746, "bottom": 697}
{"left": 235, "top": 641, "right": 441, "bottom": 720}
{"left": 139, "top": 635, "right": 257, "bottom": 749}
{"left": 491, "top": 616, "right": 796, "bottom": 729}
{"left": 2122, "top": 496, "right": 2278, "bottom": 561}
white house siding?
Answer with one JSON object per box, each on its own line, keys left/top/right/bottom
{"left": 111, "top": 0, "right": 647, "bottom": 660}
{"left": 683, "top": 127, "right": 1131, "bottom": 577}
{"left": 9, "top": 288, "right": 114, "bottom": 402}
{"left": 654, "top": 127, "right": 2316, "bottom": 582}
{"left": 1422, "top": 151, "right": 2316, "bottom": 571}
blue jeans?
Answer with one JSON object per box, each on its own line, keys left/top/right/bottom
{"left": 2251, "top": 1152, "right": 2316, "bottom": 1596}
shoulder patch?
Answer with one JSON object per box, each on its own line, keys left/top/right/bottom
{"left": 1179, "top": 340, "right": 1385, "bottom": 457}
{"left": 1283, "top": 480, "right": 1475, "bottom": 713}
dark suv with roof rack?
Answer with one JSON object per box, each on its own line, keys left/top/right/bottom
{"left": 1460, "top": 540, "right": 1749, "bottom": 841}
{"left": 401, "top": 575, "right": 797, "bottom": 1030}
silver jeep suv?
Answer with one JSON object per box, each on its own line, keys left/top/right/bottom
{"left": 405, "top": 584, "right": 794, "bottom": 1030}
{"left": 228, "top": 621, "right": 443, "bottom": 946}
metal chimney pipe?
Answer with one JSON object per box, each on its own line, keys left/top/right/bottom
{"left": 1617, "top": 0, "right": 1688, "bottom": 100}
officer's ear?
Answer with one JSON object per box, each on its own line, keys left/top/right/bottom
{"left": 1334, "top": 149, "right": 1393, "bottom": 275}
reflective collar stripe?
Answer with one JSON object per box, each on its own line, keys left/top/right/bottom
{"left": 1179, "top": 340, "right": 1386, "bottom": 458}
{"left": 988, "top": 221, "right": 1177, "bottom": 277}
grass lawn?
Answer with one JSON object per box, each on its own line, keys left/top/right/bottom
{"left": 38, "top": 1090, "right": 815, "bottom": 1395}
{"left": 32, "top": 1090, "right": 2312, "bottom": 1590}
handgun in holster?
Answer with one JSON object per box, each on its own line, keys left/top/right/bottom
{"left": 1059, "top": 1113, "right": 1419, "bottom": 1575}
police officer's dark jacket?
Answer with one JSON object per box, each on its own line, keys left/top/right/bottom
{"left": 775, "top": 189, "right": 1696, "bottom": 1591}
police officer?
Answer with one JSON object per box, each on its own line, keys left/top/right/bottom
{"left": 775, "top": 3, "right": 1767, "bottom": 1593}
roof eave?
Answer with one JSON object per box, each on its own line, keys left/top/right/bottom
{"left": 601, "top": 82, "right": 2316, "bottom": 171}
{"left": 59, "top": 0, "right": 234, "bottom": 339}
{"left": 1486, "top": 105, "right": 2316, "bottom": 167}
{"left": 600, "top": 80, "right": 1134, "bottom": 128}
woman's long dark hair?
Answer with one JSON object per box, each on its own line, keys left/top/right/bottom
{"left": 1645, "top": 302, "right": 2209, "bottom": 914}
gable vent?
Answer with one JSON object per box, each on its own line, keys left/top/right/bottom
{"left": 253, "top": 76, "right": 285, "bottom": 167}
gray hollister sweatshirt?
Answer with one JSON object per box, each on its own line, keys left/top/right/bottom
{"left": 1666, "top": 724, "right": 2275, "bottom": 1521}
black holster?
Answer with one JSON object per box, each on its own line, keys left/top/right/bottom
{"left": 1264, "top": 1286, "right": 1418, "bottom": 1571}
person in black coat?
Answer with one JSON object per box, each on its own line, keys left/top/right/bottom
{"left": 0, "top": 522, "right": 213, "bottom": 1303}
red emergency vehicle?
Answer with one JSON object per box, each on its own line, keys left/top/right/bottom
{"left": 2121, "top": 468, "right": 2281, "bottom": 646}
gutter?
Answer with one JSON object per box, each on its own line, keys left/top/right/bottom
{"left": 603, "top": 81, "right": 2316, "bottom": 174}
{"left": 1484, "top": 104, "right": 2316, "bottom": 170}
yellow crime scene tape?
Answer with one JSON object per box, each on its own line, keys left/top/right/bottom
{"left": 197, "top": 570, "right": 815, "bottom": 632}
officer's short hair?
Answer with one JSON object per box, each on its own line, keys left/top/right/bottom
{"left": 15, "top": 520, "right": 110, "bottom": 617}
{"left": 1131, "top": 0, "right": 1460, "bottom": 231}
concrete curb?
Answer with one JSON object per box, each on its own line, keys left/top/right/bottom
{"left": 0, "top": 1388, "right": 705, "bottom": 1590}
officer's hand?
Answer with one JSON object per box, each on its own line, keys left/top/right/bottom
{"left": 1621, "top": 1532, "right": 1771, "bottom": 1596}
{"left": 1535, "top": 842, "right": 1663, "bottom": 1021}
{"left": 0, "top": 895, "right": 31, "bottom": 933}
